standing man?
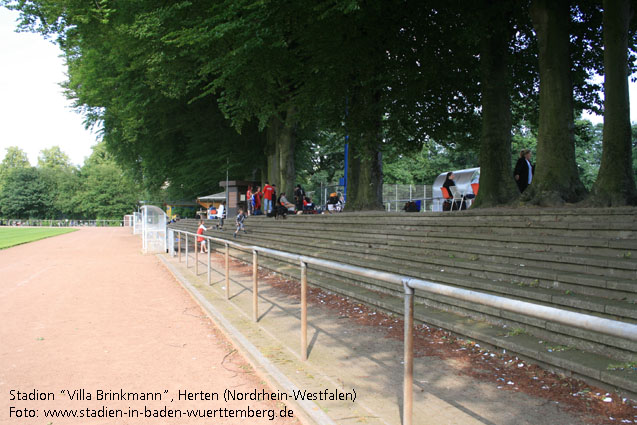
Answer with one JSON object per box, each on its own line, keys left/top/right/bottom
{"left": 246, "top": 185, "right": 253, "bottom": 216}
{"left": 293, "top": 184, "right": 305, "bottom": 214}
{"left": 263, "top": 182, "right": 274, "bottom": 214}
{"left": 514, "top": 149, "right": 535, "bottom": 193}
{"left": 253, "top": 186, "right": 262, "bottom": 215}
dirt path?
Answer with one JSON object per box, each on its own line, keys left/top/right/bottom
{"left": 0, "top": 228, "right": 299, "bottom": 425}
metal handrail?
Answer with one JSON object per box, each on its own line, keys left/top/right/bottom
{"left": 169, "top": 228, "right": 637, "bottom": 425}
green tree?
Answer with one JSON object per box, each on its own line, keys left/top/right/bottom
{"left": 37, "top": 146, "right": 73, "bottom": 170}
{"left": 50, "top": 167, "right": 82, "bottom": 218}
{"left": 74, "top": 150, "right": 140, "bottom": 219}
{"left": 473, "top": 1, "right": 520, "bottom": 207}
{"left": 0, "top": 146, "right": 30, "bottom": 191}
{"left": 0, "top": 167, "right": 50, "bottom": 218}
{"left": 574, "top": 119, "right": 603, "bottom": 190}
{"left": 589, "top": 0, "right": 637, "bottom": 205}
{"left": 526, "top": 0, "right": 587, "bottom": 205}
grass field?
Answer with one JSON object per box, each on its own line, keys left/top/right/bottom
{"left": 0, "top": 227, "right": 77, "bottom": 250}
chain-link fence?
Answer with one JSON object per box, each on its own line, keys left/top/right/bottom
{"left": 305, "top": 184, "right": 345, "bottom": 208}
{"left": 0, "top": 219, "right": 125, "bottom": 227}
{"left": 306, "top": 183, "right": 441, "bottom": 212}
{"left": 382, "top": 184, "right": 438, "bottom": 212}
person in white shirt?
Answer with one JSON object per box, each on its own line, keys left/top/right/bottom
{"left": 214, "top": 201, "right": 226, "bottom": 231}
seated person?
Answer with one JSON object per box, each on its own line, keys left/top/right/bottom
{"left": 208, "top": 206, "right": 217, "bottom": 219}
{"left": 403, "top": 201, "right": 419, "bottom": 212}
{"left": 274, "top": 193, "right": 294, "bottom": 218}
{"left": 442, "top": 172, "right": 474, "bottom": 210}
{"left": 279, "top": 193, "right": 295, "bottom": 210}
{"left": 303, "top": 196, "right": 315, "bottom": 212}
{"left": 326, "top": 192, "right": 343, "bottom": 212}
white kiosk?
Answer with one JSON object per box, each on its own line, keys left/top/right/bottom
{"left": 141, "top": 205, "right": 167, "bottom": 253}
{"left": 431, "top": 167, "right": 480, "bottom": 211}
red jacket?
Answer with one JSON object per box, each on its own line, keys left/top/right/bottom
{"left": 263, "top": 184, "right": 274, "bottom": 201}
{"left": 197, "top": 225, "right": 205, "bottom": 242}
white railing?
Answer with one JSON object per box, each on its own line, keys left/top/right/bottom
{"left": 169, "top": 228, "right": 637, "bottom": 425}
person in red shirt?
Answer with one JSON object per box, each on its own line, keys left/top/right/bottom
{"left": 246, "top": 185, "right": 253, "bottom": 216}
{"left": 197, "top": 220, "right": 209, "bottom": 253}
{"left": 263, "top": 182, "right": 274, "bottom": 213}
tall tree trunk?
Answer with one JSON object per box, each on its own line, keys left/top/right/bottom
{"left": 528, "top": 0, "right": 586, "bottom": 205}
{"left": 265, "top": 118, "right": 280, "bottom": 187}
{"left": 277, "top": 106, "right": 296, "bottom": 196}
{"left": 265, "top": 108, "right": 296, "bottom": 196}
{"left": 589, "top": 0, "right": 637, "bottom": 206}
{"left": 346, "top": 113, "right": 384, "bottom": 211}
{"left": 473, "top": 2, "right": 519, "bottom": 208}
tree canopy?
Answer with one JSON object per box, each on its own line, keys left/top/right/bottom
{"left": 3, "top": 0, "right": 636, "bottom": 208}
{"left": 0, "top": 144, "right": 140, "bottom": 219}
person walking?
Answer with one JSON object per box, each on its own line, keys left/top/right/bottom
{"left": 233, "top": 207, "right": 248, "bottom": 238}
{"left": 513, "top": 149, "right": 535, "bottom": 193}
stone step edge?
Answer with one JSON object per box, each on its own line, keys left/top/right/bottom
{"left": 234, "top": 229, "right": 637, "bottom": 285}
{"left": 179, "top": 223, "right": 637, "bottom": 276}
{"left": 201, "top": 231, "right": 637, "bottom": 308}
{"left": 212, "top": 245, "right": 636, "bottom": 355}
{"left": 199, "top": 246, "right": 637, "bottom": 397}
{"left": 176, "top": 231, "right": 637, "bottom": 324}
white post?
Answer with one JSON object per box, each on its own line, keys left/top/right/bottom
{"left": 395, "top": 184, "right": 398, "bottom": 212}
{"left": 207, "top": 240, "right": 211, "bottom": 285}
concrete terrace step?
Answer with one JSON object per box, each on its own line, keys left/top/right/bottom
{"left": 263, "top": 209, "right": 637, "bottom": 234}
{"left": 169, "top": 209, "right": 637, "bottom": 375}
{"left": 207, "top": 241, "right": 636, "bottom": 350}
{"left": 221, "top": 231, "right": 637, "bottom": 321}
{"left": 255, "top": 220, "right": 637, "bottom": 242}
{"left": 171, "top": 217, "right": 637, "bottom": 304}
{"left": 198, "top": 244, "right": 637, "bottom": 395}
{"left": 229, "top": 226, "right": 637, "bottom": 302}
{"left": 252, "top": 219, "right": 637, "bottom": 253}
{"left": 245, "top": 221, "right": 637, "bottom": 266}
{"left": 247, "top": 225, "right": 637, "bottom": 281}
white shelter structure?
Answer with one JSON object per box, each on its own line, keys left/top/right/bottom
{"left": 133, "top": 211, "right": 142, "bottom": 234}
{"left": 123, "top": 214, "right": 134, "bottom": 227}
{"left": 141, "top": 205, "right": 167, "bottom": 253}
{"left": 431, "top": 167, "right": 480, "bottom": 211}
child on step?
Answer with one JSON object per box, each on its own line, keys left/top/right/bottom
{"left": 233, "top": 207, "right": 248, "bottom": 238}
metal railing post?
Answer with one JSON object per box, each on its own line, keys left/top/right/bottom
{"left": 423, "top": 185, "right": 426, "bottom": 213}
{"left": 225, "top": 243, "right": 230, "bottom": 299}
{"left": 162, "top": 225, "right": 637, "bottom": 425}
{"left": 207, "top": 240, "right": 211, "bottom": 285}
{"left": 195, "top": 237, "right": 199, "bottom": 275}
{"left": 403, "top": 279, "right": 414, "bottom": 425}
{"left": 253, "top": 250, "right": 258, "bottom": 322}
{"left": 395, "top": 184, "right": 398, "bottom": 212}
{"left": 178, "top": 231, "right": 182, "bottom": 262}
{"left": 301, "top": 261, "right": 308, "bottom": 361}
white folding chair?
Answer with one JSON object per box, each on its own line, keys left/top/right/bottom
{"left": 449, "top": 186, "right": 465, "bottom": 211}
